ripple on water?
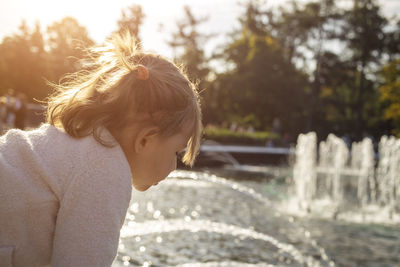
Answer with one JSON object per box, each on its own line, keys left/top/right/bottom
{"left": 120, "top": 219, "right": 312, "bottom": 265}
{"left": 113, "top": 170, "right": 400, "bottom": 266}
{"left": 113, "top": 171, "right": 337, "bottom": 267}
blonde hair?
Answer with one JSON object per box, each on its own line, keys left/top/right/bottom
{"left": 46, "top": 33, "right": 202, "bottom": 166}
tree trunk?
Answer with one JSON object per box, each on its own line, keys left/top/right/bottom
{"left": 355, "top": 58, "right": 366, "bottom": 139}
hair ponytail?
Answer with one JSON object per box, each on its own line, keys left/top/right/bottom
{"left": 46, "top": 32, "right": 202, "bottom": 166}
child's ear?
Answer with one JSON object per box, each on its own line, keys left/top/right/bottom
{"left": 134, "top": 126, "right": 160, "bottom": 153}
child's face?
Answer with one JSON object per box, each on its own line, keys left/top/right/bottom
{"left": 118, "top": 122, "right": 192, "bottom": 192}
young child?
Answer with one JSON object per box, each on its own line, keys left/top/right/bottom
{"left": 0, "top": 33, "right": 202, "bottom": 267}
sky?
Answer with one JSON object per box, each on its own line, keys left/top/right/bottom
{"left": 0, "top": 0, "right": 399, "bottom": 58}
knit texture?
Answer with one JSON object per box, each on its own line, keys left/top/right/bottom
{"left": 0, "top": 124, "right": 132, "bottom": 267}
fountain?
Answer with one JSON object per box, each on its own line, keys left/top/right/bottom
{"left": 113, "top": 171, "right": 334, "bottom": 267}
{"left": 110, "top": 134, "right": 400, "bottom": 267}
{"left": 376, "top": 136, "right": 400, "bottom": 216}
{"left": 292, "top": 132, "right": 317, "bottom": 210}
{"left": 293, "top": 132, "right": 400, "bottom": 222}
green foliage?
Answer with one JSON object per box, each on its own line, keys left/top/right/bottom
{"left": 339, "top": 0, "right": 389, "bottom": 137}
{"left": 0, "top": 21, "right": 48, "bottom": 100}
{"left": 204, "top": 126, "right": 278, "bottom": 146}
{"left": 210, "top": 2, "right": 309, "bottom": 135}
{"left": 0, "top": 17, "right": 94, "bottom": 101}
{"left": 167, "top": 6, "right": 216, "bottom": 127}
{"left": 47, "top": 17, "right": 94, "bottom": 83}
{"left": 168, "top": 6, "right": 211, "bottom": 87}
{"left": 0, "top": 1, "right": 399, "bottom": 140}
{"left": 380, "top": 59, "right": 400, "bottom": 136}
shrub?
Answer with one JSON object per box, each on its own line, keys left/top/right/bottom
{"left": 203, "top": 126, "right": 278, "bottom": 145}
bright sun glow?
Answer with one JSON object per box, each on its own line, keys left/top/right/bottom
{"left": 1, "top": 0, "right": 399, "bottom": 57}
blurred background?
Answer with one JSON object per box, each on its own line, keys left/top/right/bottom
{"left": 1, "top": 0, "right": 400, "bottom": 266}
{"left": 0, "top": 0, "right": 399, "bottom": 141}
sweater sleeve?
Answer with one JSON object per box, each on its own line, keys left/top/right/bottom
{"left": 50, "top": 154, "right": 132, "bottom": 267}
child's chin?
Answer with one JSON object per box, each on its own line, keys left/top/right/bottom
{"left": 133, "top": 184, "right": 151, "bottom": 192}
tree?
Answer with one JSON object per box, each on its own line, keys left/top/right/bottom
{"left": 268, "top": 0, "right": 343, "bottom": 132}
{"left": 384, "top": 19, "right": 400, "bottom": 61}
{"left": 46, "top": 17, "right": 94, "bottom": 82}
{"left": 116, "top": 4, "right": 145, "bottom": 45}
{"left": 212, "top": 2, "right": 308, "bottom": 134}
{"left": 380, "top": 59, "right": 400, "bottom": 136}
{"left": 0, "top": 17, "right": 94, "bottom": 101}
{"left": 167, "top": 6, "right": 214, "bottom": 124}
{"left": 0, "top": 21, "right": 50, "bottom": 100}
{"left": 273, "top": 0, "right": 394, "bottom": 138}
{"left": 341, "top": 0, "right": 388, "bottom": 138}
{"left": 168, "top": 6, "right": 211, "bottom": 86}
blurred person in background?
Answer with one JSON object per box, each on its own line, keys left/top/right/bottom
{"left": 14, "top": 93, "right": 28, "bottom": 130}
{"left": 4, "top": 89, "right": 16, "bottom": 127}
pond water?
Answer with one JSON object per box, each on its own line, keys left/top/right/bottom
{"left": 112, "top": 169, "right": 400, "bottom": 267}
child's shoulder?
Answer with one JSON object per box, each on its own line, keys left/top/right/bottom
{"left": 41, "top": 124, "right": 129, "bottom": 172}
{"left": 0, "top": 123, "right": 68, "bottom": 147}
{"left": 0, "top": 123, "right": 129, "bottom": 173}
{"left": 1, "top": 123, "right": 94, "bottom": 159}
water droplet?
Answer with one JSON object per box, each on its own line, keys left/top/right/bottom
{"left": 142, "top": 261, "right": 151, "bottom": 267}
{"left": 123, "top": 261, "right": 130, "bottom": 266}
{"left": 184, "top": 216, "right": 191, "bottom": 222}
{"left": 180, "top": 206, "right": 188, "bottom": 213}
{"left": 147, "top": 202, "right": 154, "bottom": 212}
{"left": 153, "top": 210, "right": 161, "bottom": 219}
{"left": 122, "top": 256, "right": 130, "bottom": 262}
{"left": 191, "top": 211, "right": 199, "bottom": 217}
{"left": 130, "top": 202, "right": 139, "bottom": 213}
{"left": 139, "top": 246, "right": 146, "bottom": 252}
{"left": 168, "top": 208, "right": 175, "bottom": 214}
{"left": 135, "top": 236, "right": 141, "bottom": 242}
{"left": 156, "top": 236, "right": 163, "bottom": 243}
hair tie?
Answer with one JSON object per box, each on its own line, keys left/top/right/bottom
{"left": 136, "top": 65, "right": 149, "bottom": 80}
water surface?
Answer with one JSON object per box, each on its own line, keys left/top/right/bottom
{"left": 112, "top": 170, "right": 400, "bottom": 267}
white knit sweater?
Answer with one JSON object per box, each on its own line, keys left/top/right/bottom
{"left": 0, "top": 124, "right": 132, "bottom": 267}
